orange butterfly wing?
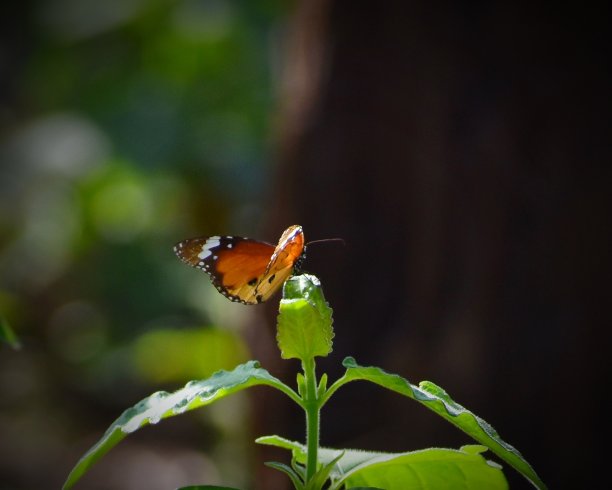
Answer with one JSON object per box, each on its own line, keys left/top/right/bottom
{"left": 174, "top": 225, "right": 305, "bottom": 304}
{"left": 250, "top": 225, "right": 305, "bottom": 303}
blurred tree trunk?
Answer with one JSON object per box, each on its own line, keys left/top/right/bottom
{"left": 249, "top": 1, "right": 610, "bottom": 489}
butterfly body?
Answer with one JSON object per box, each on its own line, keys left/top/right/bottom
{"left": 174, "top": 225, "right": 305, "bottom": 304}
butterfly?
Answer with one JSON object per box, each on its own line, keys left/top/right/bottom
{"left": 174, "top": 225, "right": 306, "bottom": 304}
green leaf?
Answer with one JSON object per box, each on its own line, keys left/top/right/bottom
{"left": 258, "top": 436, "right": 341, "bottom": 490}
{"left": 339, "top": 446, "right": 506, "bottom": 490}
{"left": 317, "top": 373, "right": 328, "bottom": 398}
{"left": 0, "top": 313, "right": 21, "bottom": 350}
{"left": 257, "top": 436, "right": 507, "bottom": 490}
{"left": 63, "top": 361, "right": 299, "bottom": 490}
{"left": 297, "top": 372, "right": 306, "bottom": 397}
{"left": 323, "top": 357, "right": 546, "bottom": 489}
{"left": 265, "top": 461, "right": 305, "bottom": 490}
{"left": 277, "top": 274, "right": 333, "bottom": 360}
{"left": 256, "top": 434, "right": 301, "bottom": 452}
{"left": 306, "top": 451, "right": 344, "bottom": 490}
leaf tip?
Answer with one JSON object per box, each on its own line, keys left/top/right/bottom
{"left": 342, "top": 356, "right": 357, "bottom": 368}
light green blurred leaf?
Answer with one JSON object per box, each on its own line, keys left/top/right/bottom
{"left": 132, "top": 326, "right": 249, "bottom": 383}
{"left": 0, "top": 313, "right": 21, "bottom": 350}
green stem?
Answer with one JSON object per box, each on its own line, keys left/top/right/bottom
{"left": 302, "top": 357, "right": 320, "bottom": 483}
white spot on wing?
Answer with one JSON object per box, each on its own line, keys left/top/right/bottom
{"left": 198, "top": 237, "right": 220, "bottom": 259}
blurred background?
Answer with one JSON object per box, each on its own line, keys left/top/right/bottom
{"left": 1, "top": 1, "right": 609, "bottom": 489}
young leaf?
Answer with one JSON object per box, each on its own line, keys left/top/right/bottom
{"left": 297, "top": 372, "right": 306, "bottom": 397}
{"left": 305, "top": 451, "right": 344, "bottom": 490}
{"left": 323, "top": 357, "right": 546, "bottom": 489}
{"left": 256, "top": 434, "right": 300, "bottom": 452}
{"left": 63, "top": 361, "right": 299, "bottom": 490}
{"left": 317, "top": 373, "right": 328, "bottom": 398}
{"left": 277, "top": 274, "right": 333, "bottom": 360}
{"left": 291, "top": 458, "right": 307, "bottom": 483}
{"left": 257, "top": 436, "right": 507, "bottom": 490}
{"left": 265, "top": 461, "right": 305, "bottom": 490}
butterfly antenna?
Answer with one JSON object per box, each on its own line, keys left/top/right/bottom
{"left": 294, "top": 237, "right": 344, "bottom": 274}
{"left": 306, "top": 237, "right": 346, "bottom": 247}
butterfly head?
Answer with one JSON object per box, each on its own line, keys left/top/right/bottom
{"left": 293, "top": 247, "right": 307, "bottom": 274}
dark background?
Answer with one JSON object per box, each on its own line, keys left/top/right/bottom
{"left": 259, "top": 2, "right": 610, "bottom": 489}
{"left": 1, "top": 1, "right": 609, "bottom": 489}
